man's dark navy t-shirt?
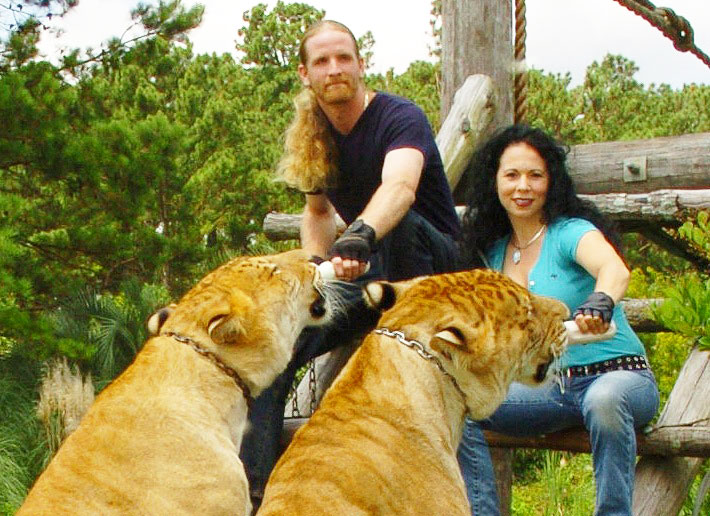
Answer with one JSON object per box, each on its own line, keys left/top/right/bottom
{"left": 325, "top": 92, "right": 461, "bottom": 239}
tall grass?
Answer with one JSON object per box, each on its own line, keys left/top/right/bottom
{"left": 36, "top": 358, "right": 94, "bottom": 458}
{"left": 0, "top": 355, "right": 46, "bottom": 515}
{"left": 513, "top": 451, "right": 594, "bottom": 515}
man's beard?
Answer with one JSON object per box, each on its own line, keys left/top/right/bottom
{"left": 317, "top": 77, "right": 358, "bottom": 104}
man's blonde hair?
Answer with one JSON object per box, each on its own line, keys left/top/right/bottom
{"left": 276, "top": 20, "right": 360, "bottom": 192}
{"left": 276, "top": 88, "right": 337, "bottom": 192}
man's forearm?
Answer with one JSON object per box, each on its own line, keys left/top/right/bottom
{"left": 301, "top": 209, "right": 337, "bottom": 258}
{"left": 358, "top": 180, "right": 416, "bottom": 241}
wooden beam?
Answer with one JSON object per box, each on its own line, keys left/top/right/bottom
{"left": 621, "top": 298, "right": 664, "bottom": 333}
{"left": 633, "top": 346, "right": 710, "bottom": 515}
{"left": 440, "top": 0, "right": 512, "bottom": 132}
{"left": 436, "top": 75, "right": 495, "bottom": 190}
{"left": 263, "top": 189, "right": 710, "bottom": 246}
{"left": 569, "top": 132, "right": 710, "bottom": 195}
{"left": 282, "top": 419, "right": 710, "bottom": 458}
{"left": 483, "top": 426, "right": 710, "bottom": 458}
{"left": 581, "top": 189, "right": 710, "bottom": 224}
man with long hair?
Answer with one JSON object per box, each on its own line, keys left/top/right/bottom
{"left": 240, "top": 20, "right": 460, "bottom": 510}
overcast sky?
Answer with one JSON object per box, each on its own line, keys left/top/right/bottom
{"left": 34, "top": 0, "right": 710, "bottom": 89}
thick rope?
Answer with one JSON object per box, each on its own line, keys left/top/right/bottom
{"left": 613, "top": 0, "right": 710, "bottom": 69}
{"left": 513, "top": 0, "right": 528, "bottom": 124}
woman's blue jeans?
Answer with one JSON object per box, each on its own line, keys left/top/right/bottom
{"left": 457, "top": 369, "right": 659, "bottom": 516}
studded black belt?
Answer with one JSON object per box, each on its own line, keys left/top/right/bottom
{"left": 561, "top": 355, "right": 649, "bottom": 377}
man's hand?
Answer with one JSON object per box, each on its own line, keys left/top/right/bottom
{"left": 573, "top": 291, "right": 615, "bottom": 334}
{"left": 327, "top": 220, "right": 376, "bottom": 281}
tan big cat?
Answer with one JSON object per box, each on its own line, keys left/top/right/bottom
{"left": 259, "top": 268, "right": 569, "bottom": 515}
{"left": 18, "top": 250, "right": 346, "bottom": 516}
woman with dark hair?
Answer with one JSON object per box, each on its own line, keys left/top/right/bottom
{"left": 456, "top": 125, "right": 659, "bottom": 515}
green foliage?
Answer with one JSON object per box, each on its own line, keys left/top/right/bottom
{"left": 238, "top": 1, "right": 323, "bottom": 68}
{"left": 0, "top": 1, "right": 78, "bottom": 72}
{"left": 652, "top": 274, "right": 710, "bottom": 351}
{"left": 368, "top": 60, "right": 441, "bottom": 130}
{"left": 678, "top": 210, "right": 710, "bottom": 257}
{"left": 647, "top": 212, "right": 710, "bottom": 351}
{"left": 50, "top": 279, "right": 170, "bottom": 386}
{"left": 622, "top": 234, "right": 691, "bottom": 275}
{"left": 0, "top": 354, "right": 46, "bottom": 514}
{"left": 527, "top": 54, "right": 710, "bottom": 144}
{"left": 512, "top": 452, "right": 594, "bottom": 515}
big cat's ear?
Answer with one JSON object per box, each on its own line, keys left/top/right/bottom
{"left": 146, "top": 304, "right": 176, "bottom": 335}
{"left": 430, "top": 315, "right": 489, "bottom": 364}
{"left": 364, "top": 281, "right": 397, "bottom": 311}
{"left": 363, "top": 279, "right": 417, "bottom": 311}
{"left": 432, "top": 327, "right": 467, "bottom": 347}
{"left": 207, "top": 293, "right": 252, "bottom": 345}
{"left": 364, "top": 277, "right": 428, "bottom": 311}
{"left": 208, "top": 313, "right": 246, "bottom": 345}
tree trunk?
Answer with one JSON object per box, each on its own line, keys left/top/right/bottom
{"left": 443, "top": 2, "right": 517, "bottom": 508}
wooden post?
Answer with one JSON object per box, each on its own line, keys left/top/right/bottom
{"left": 441, "top": 0, "right": 513, "bottom": 132}
{"left": 436, "top": 75, "right": 496, "bottom": 190}
{"left": 632, "top": 347, "right": 710, "bottom": 515}
{"left": 442, "top": 1, "right": 515, "bottom": 513}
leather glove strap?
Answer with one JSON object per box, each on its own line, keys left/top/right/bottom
{"left": 309, "top": 255, "right": 325, "bottom": 265}
{"left": 573, "top": 291, "right": 615, "bottom": 324}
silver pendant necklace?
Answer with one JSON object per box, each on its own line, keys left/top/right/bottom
{"left": 512, "top": 225, "right": 546, "bottom": 265}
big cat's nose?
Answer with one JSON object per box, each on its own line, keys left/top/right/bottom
{"left": 310, "top": 293, "right": 327, "bottom": 318}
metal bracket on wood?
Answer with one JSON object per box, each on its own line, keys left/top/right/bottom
{"left": 624, "top": 156, "right": 648, "bottom": 182}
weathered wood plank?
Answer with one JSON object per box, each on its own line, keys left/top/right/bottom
{"left": 633, "top": 347, "right": 710, "bottom": 516}
{"left": 263, "top": 190, "right": 710, "bottom": 242}
{"left": 262, "top": 212, "right": 345, "bottom": 242}
{"left": 483, "top": 425, "right": 710, "bottom": 458}
{"left": 569, "top": 132, "right": 710, "bottom": 195}
{"left": 580, "top": 189, "right": 710, "bottom": 224}
{"left": 440, "top": 0, "right": 513, "bottom": 133}
{"left": 282, "top": 418, "right": 710, "bottom": 458}
{"left": 436, "top": 74, "right": 496, "bottom": 190}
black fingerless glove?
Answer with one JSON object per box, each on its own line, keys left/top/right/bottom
{"left": 327, "top": 219, "right": 376, "bottom": 262}
{"left": 573, "top": 292, "right": 615, "bottom": 323}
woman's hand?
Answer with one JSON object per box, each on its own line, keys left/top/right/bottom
{"left": 573, "top": 291, "right": 615, "bottom": 334}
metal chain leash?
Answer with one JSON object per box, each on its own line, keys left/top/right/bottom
{"left": 374, "top": 327, "right": 469, "bottom": 413}
{"left": 308, "top": 358, "right": 317, "bottom": 416}
{"left": 290, "top": 373, "right": 300, "bottom": 418}
{"left": 613, "top": 0, "right": 710, "bottom": 69}
{"left": 288, "top": 358, "right": 318, "bottom": 418}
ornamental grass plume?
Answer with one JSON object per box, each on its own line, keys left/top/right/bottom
{"left": 36, "top": 358, "right": 94, "bottom": 457}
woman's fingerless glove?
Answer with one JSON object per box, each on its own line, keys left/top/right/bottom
{"left": 327, "top": 220, "right": 376, "bottom": 262}
{"left": 573, "top": 292, "right": 615, "bottom": 323}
